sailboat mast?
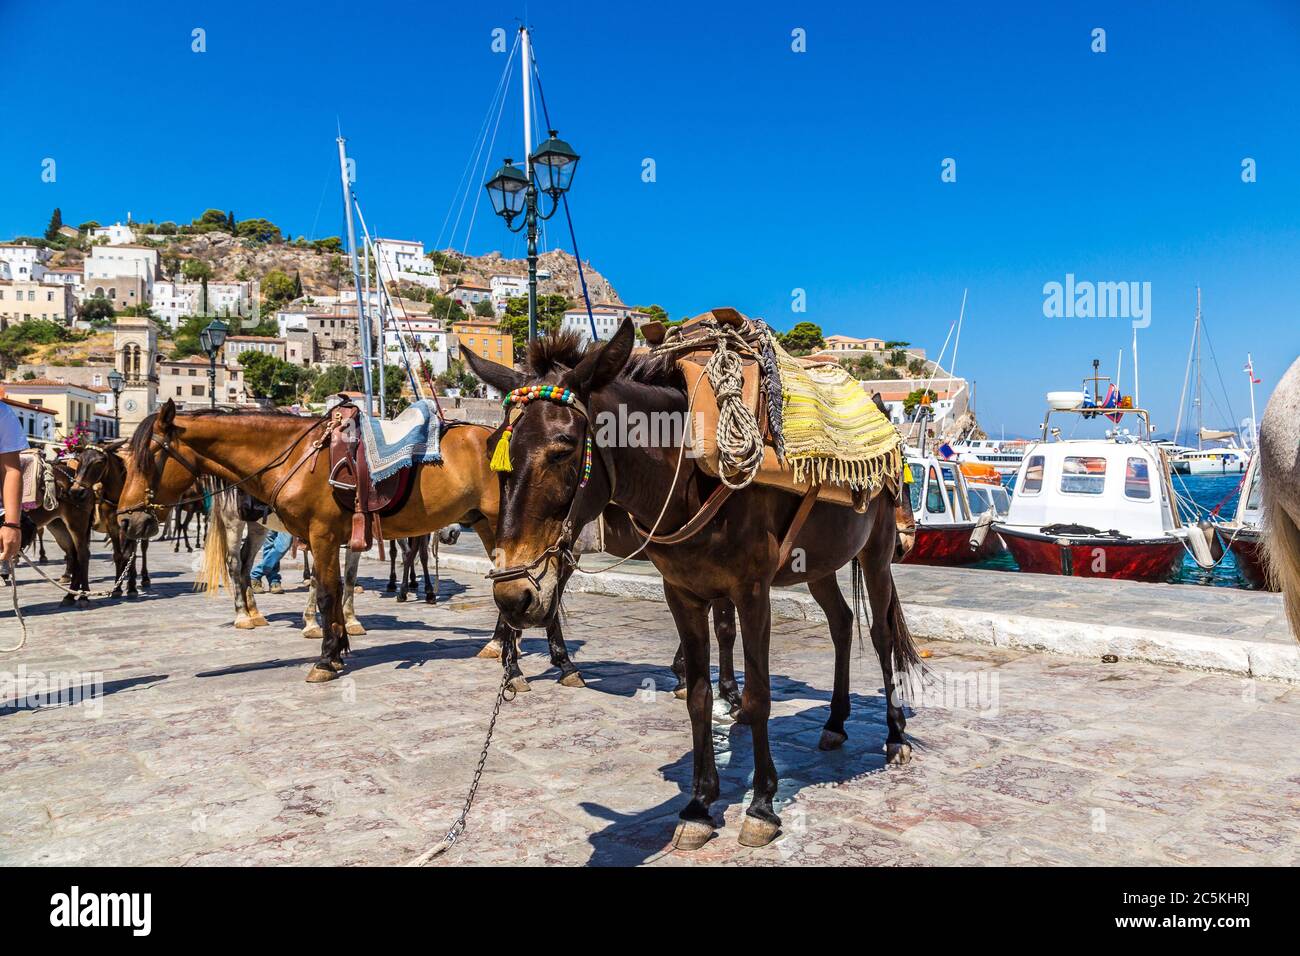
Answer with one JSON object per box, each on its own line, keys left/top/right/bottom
{"left": 1132, "top": 324, "right": 1141, "bottom": 411}
{"left": 337, "top": 135, "right": 374, "bottom": 408}
{"left": 1246, "top": 353, "right": 1259, "bottom": 446}
{"left": 1195, "top": 286, "right": 1203, "bottom": 450}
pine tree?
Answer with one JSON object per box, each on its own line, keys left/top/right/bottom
{"left": 44, "top": 207, "right": 63, "bottom": 241}
{"left": 226, "top": 210, "right": 236, "bottom": 232}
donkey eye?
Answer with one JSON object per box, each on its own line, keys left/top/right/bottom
{"left": 547, "top": 444, "right": 575, "bottom": 464}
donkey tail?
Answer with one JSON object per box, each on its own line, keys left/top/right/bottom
{"left": 851, "top": 555, "right": 923, "bottom": 678}
{"left": 197, "top": 494, "right": 230, "bottom": 595}
{"left": 1262, "top": 481, "right": 1300, "bottom": 640}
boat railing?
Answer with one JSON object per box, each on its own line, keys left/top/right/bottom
{"left": 1039, "top": 405, "right": 1154, "bottom": 441}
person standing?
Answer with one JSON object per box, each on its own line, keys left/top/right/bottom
{"left": 250, "top": 529, "right": 293, "bottom": 593}
{"left": 0, "top": 402, "right": 30, "bottom": 568}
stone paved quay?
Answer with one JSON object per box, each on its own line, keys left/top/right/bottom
{"left": 1, "top": 541, "right": 1297, "bottom": 866}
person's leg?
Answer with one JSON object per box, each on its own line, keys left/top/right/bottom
{"left": 250, "top": 530, "right": 280, "bottom": 588}
{"left": 265, "top": 531, "right": 293, "bottom": 591}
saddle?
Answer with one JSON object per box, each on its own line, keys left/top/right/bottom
{"left": 642, "top": 308, "right": 888, "bottom": 512}
{"left": 325, "top": 398, "right": 416, "bottom": 551}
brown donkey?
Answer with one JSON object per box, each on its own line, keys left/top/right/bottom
{"left": 464, "top": 321, "right": 921, "bottom": 850}
{"left": 115, "top": 401, "right": 584, "bottom": 686}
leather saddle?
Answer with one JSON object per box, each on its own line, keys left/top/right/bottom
{"left": 326, "top": 398, "right": 415, "bottom": 551}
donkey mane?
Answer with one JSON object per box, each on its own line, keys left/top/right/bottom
{"left": 526, "top": 329, "right": 683, "bottom": 390}
{"left": 129, "top": 405, "right": 315, "bottom": 473}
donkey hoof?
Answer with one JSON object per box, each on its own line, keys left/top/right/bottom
{"left": 60, "top": 594, "right": 75, "bottom": 606}
{"left": 345, "top": 622, "right": 366, "bottom": 636}
{"left": 738, "top": 814, "right": 781, "bottom": 848}
{"left": 396, "top": 593, "right": 408, "bottom": 603}
{"left": 476, "top": 640, "right": 503, "bottom": 660}
{"left": 507, "top": 676, "right": 531, "bottom": 694}
{"left": 425, "top": 594, "right": 437, "bottom": 605}
{"left": 886, "top": 742, "right": 913, "bottom": 766}
{"left": 672, "top": 819, "right": 714, "bottom": 850}
{"left": 234, "top": 617, "right": 257, "bottom": 630}
{"left": 302, "top": 625, "right": 323, "bottom": 640}
{"left": 305, "top": 665, "right": 339, "bottom": 683}
{"left": 251, "top": 614, "right": 270, "bottom": 627}
{"left": 672, "top": 684, "right": 688, "bottom": 700}
{"left": 75, "top": 597, "right": 91, "bottom": 610}
{"left": 558, "top": 670, "right": 586, "bottom": 688}
{"left": 818, "top": 729, "right": 848, "bottom": 751}
{"left": 328, "top": 660, "right": 345, "bottom": 672}
{"left": 353, "top": 585, "right": 364, "bottom": 594}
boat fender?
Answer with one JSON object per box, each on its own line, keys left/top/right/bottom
{"left": 969, "top": 512, "right": 995, "bottom": 551}
{"left": 1206, "top": 521, "right": 1225, "bottom": 563}
{"left": 1187, "top": 522, "right": 1217, "bottom": 570}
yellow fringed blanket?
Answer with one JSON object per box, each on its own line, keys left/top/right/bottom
{"left": 769, "top": 338, "right": 902, "bottom": 491}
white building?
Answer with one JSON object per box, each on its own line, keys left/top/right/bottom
{"left": 448, "top": 284, "right": 492, "bottom": 310}
{"left": 149, "top": 279, "right": 254, "bottom": 328}
{"left": 560, "top": 303, "right": 651, "bottom": 345}
{"left": 1, "top": 397, "right": 58, "bottom": 444}
{"left": 84, "top": 245, "right": 159, "bottom": 299}
{"left": 374, "top": 238, "right": 440, "bottom": 289}
{"left": 41, "top": 266, "right": 84, "bottom": 301}
{"left": 382, "top": 316, "right": 448, "bottom": 377}
{"left": 489, "top": 274, "right": 528, "bottom": 313}
{"left": 0, "top": 242, "right": 51, "bottom": 283}
{"left": 88, "top": 222, "right": 136, "bottom": 245}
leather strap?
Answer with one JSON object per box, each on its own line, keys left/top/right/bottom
{"left": 629, "top": 482, "right": 734, "bottom": 546}
{"left": 776, "top": 483, "right": 820, "bottom": 571}
{"left": 268, "top": 426, "right": 333, "bottom": 511}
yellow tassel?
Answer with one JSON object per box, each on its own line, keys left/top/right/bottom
{"left": 490, "top": 427, "right": 514, "bottom": 472}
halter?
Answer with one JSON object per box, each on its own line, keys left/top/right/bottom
{"left": 486, "top": 385, "right": 612, "bottom": 587}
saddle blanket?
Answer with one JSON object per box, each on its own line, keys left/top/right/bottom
{"left": 358, "top": 399, "right": 443, "bottom": 483}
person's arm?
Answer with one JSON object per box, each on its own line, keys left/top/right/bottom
{"left": 0, "top": 451, "right": 22, "bottom": 562}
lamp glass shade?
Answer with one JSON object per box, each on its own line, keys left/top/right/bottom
{"left": 530, "top": 132, "right": 579, "bottom": 196}
{"left": 203, "top": 318, "right": 229, "bottom": 353}
{"left": 484, "top": 161, "right": 529, "bottom": 219}
{"left": 107, "top": 370, "right": 124, "bottom": 392}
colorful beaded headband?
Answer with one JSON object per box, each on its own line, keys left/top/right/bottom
{"left": 491, "top": 385, "right": 593, "bottom": 488}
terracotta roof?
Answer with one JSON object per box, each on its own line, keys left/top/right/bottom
{"left": 1, "top": 396, "right": 57, "bottom": 415}
{"left": 227, "top": 335, "right": 284, "bottom": 343}
{"left": 3, "top": 378, "right": 96, "bottom": 391}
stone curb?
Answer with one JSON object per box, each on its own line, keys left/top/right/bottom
{"left": 435, "top": 553, "right": 1300, "bottom": 684}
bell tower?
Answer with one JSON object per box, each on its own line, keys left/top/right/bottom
{"left": 113, "top": 314, "right": 157, "bottom": 437}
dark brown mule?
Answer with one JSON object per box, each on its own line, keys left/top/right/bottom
{"left": 115, "top": 401, "right": 584, "bottom": 687}
{"left": 73, "top": 444, "right": 151, "bottom": 597}
{"left": 23, "top": 457, "right": 96, "bottom": 607}
{"left": 464, "top": 321, "right": 921, "bottom": 849}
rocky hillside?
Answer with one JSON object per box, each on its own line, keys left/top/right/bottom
{"left": 435, "top": 248, "right": 623, "bottom": 305}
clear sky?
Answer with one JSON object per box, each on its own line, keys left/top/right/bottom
{"left": 3, "top": 0, "right": 1297, "bottom": 436}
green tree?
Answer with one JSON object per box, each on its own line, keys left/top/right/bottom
{"left": 902, "top": 388, "right": 938, "bottom": 419}
{"left": 888, "top": 349, "right": 907, "bottom": 368}
{"left": 310, "top": 237, "right": 343, "bottom": 254}
{"left": 261, "top": 269, "right": 297, "bottom": 309}
{"left": 182, "top": 259, "right": 213, "bottom": 313}
{"left": 437, "top": 358, "right": 480, "bottom": 394}
{"left": 226, "top": 210, "right": 236, "bottom": 232}
{"left": 907, "top": 357, "right": 927, "bottom": 377}
{"left": 473, "top": 298, "right": 496, "bottom": 318}
{"left": 779, "top": 321, "right": 825, "bottom": 355}
{"left": 634, "top": 304, "right": 669, "bottom": 324}
{"left": 500, "top": 293, "right": 570, "bottom": 355}
{"left": 44, "top": 208, "right": 63, "bottom": 241}
{"left": 308, "top": 363, "right": 404, "bottom": 410}
{"left": 238, "top": 350, "right": 315, "bottom": 404}
{"left": 79, "top": 296, "right": 116, "bottom": 324}
{"left": 235, "top": 218, "right": 282, "bottom": 244}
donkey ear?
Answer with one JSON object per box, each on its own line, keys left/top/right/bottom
{"left": 160, "top": 398, "right": 177, "bottom": 426}
{"left": 565, "top": 318, "right": 635, "bottom": 397}
{"left": 871, "top": 392, "right": 888, "bottom": 417}
{"left": 462, "top": 346, "right": 524, "bottom": 394}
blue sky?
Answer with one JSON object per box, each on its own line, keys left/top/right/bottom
{"left": 2, "top": 0, "right": 1297, "bottom": 436}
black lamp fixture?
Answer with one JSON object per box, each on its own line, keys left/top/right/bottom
{"left": 107, "top": 369, "right": 124, "bottom": 436}
{"left": 200, "top": 318, "right": 229, "bottom": 408}
{"left": 483, "top": 129, "right": 581, "bottom": 342}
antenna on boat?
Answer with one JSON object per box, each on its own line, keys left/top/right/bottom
{"left": 1131, "top": 323, "right": 1141, "bottom": 412}
{"left": 1244, "top": 353, "right": 1260, "bottom": 447}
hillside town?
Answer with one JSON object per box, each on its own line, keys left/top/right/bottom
{"left": 0, "top": 208, "right": 969, "bottom": 444}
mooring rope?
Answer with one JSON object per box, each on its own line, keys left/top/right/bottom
{"left": 0, "top": 552, "right": 137, "bottom": 654}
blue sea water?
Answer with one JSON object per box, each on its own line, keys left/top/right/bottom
{"left": 977, "top": 473, "right": 1255, "bottom": 589}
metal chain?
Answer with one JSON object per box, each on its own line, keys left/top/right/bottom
{"left": 407, "top": 669, "right": 514, "bottom": 866}
{"left": 0, "top": 552, "right": 137, "bottom": 654}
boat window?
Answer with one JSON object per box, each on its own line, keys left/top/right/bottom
{"left": 1124, "top": 458, "right": 1152, "bottom": 499}
{"left": 926, "top": 466, "right": 946, "bottom": 514}
{"left": 1021, "top": 455, "right": 1045, "bottom": 495}
{"left": 906, "top": 463, "right": 922, "bottom": 513}
{"left": 968, "top": 487, "right": 992, "bottom": 516}
{"left": 1246, "top": 469, "right": 1262, "bottom": 511}
{"left": 1061, "top": 456, "right": 1107, "bottom": 495}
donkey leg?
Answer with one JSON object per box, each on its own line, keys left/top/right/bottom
{"left": 301, "top": 574, "right": 323, "bottom": 640}
{"left": 807, "top": 573, "right": 854, "bottom": 751}
{"left": 244, "top": 527, "right": 269, "bottom": 626}
{"left": 734, "top": 583, "right": 780, "bottom": 847}
{"left": 546, "top": 615, "right": 584, "bottom": 687}
{"left": 670, "top": 641, "right": 687, "bottom": 699}
{"left": 663, "top": 583, "right": 719, "bottom": 850}
{"left": 861, "top": 505, "right": 920, "bottom": 765}
{"left": 232, "top": 526, "right": 257, "bottom": 629}
{"left": 140, "top": 539, "right": 151, "bottom": 591}
{"left": 396, "top": 540, "right": 412, "bottom": 602}
{"left": 712, "top": 599, "right": 743, "bottom": 717}
{"left": 306, "top": 533, "right": 349, "bottom": 682}
{"left": 489, "top": 615, "right": 529, "bottom": 693}
{"left": 386, "top": 539, "right": 398, "bottom": 592}
{"left": 343, "top": 550, "right": 366, "bottom": 635}
{"left": 419, "top": 537, "right": 436, "bottom": 604}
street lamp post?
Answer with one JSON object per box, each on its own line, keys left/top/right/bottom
{"left": 199, "top": 318, "right": 229, "bottom": 409}
{"left": 107, "top": 369, "right": 124, "bottom": 439}
{"left": 484, "top": 130, "right": 579, "bottom": 343}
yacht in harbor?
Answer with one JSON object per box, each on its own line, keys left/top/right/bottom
{"left": 899, "top": 449, "right": 1005, "bottom": 566}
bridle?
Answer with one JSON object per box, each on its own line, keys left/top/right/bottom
{"left": 485, "top": 385, "right": 617, "bottom": 589}
{"left": 117, "top": 416, "right": 329, "bottom": 521}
